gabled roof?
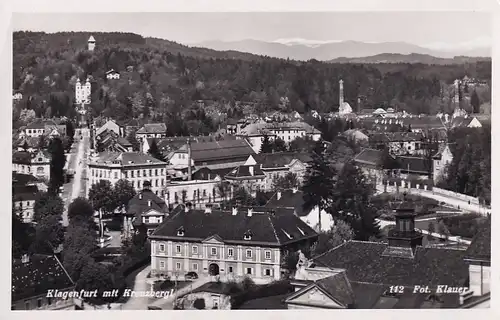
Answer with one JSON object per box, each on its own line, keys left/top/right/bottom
{"left": 313, "top": 240, "right": 469, "bottom": 288}
{"left": 464, "top": 222, "right": 491, "bottom": 263}
{"left": 353, "top": 148, "right": 382, "bottom": 167}
{"left": 91, "top": 152, "right": 167, "bottom": 166}
{"left": 177, "top": 139, "right": 255, "bottom": 162}
{"left": 150, "top": 205, "right": 318, "bottom": 246}
{"left": 225, "top": 165, "right": 265, "bottom": 179}
{"left": 12, "top": 172, "right": 42, "bottom": 186}
{"left": 136, "top": 123, "right": 167, "bottom": 134}
{"left": 12, "top": 151, "right": 51, "bottom": 165}
{"left": 127, "top": 189, "right": 167, "bottom": 220}
{"left": 396, "top": 156, "right": 429, "bottom": 174}
{"left": 253, "top": 152, "right": 312, "bottom": 169}
{"left": 265, "top": 190, "right": 308, "bottom": 216}
{"left": 286, "top": 272, "right": 355, "bottom": 308}
{"left": 12, "top": 254, "right": 74, "bottom": 302}
{"left": 88, "top": 35, "right": 95, "bottom": 42}
{"left": 13, "top": 185, "right": 39, "bottom": 201}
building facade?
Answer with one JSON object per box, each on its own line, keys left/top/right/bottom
{"left": 75, "top": 78, "right": 91, "bottom": 105}
{"left": 149, "top": 206, "right": 318, "bottom": 282}
{"left": 12, "top": 150, "right": 51, "bottom": 181}
{"left": 87, "top": 152, "right": 168, "bottom": 196}
{"left": 165, "top": 177, "right": 225, "bottom": 208}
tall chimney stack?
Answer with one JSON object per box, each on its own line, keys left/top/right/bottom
{"left": 339, "top": 79, "right": 344, "bottom": 108}
{"left": 187, "top": 138, "right": 192, "bottom": 181}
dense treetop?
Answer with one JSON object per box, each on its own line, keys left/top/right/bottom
{"left": 13, "top": 31, "right": 491, "bottom": 136}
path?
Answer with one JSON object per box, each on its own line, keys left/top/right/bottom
{"left": 148, "top": 277, "right": 211, "bottom": 310}
{"left": 379, "top": 185, "right": 490, "bottom": 216}
{"left": 121, "top": 265, "right": 152, "bottom": 310}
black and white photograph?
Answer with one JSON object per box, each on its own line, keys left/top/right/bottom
{"left": 8, "top": 4, "right": 493, "bottom": 313}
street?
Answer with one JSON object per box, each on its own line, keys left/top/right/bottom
{"left": 62, "top": 128, "right": 90, "bottom": 226}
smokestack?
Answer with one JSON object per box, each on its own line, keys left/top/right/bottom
{"left": 148, "top": 200, "right": 152, "bottom": 207}
{"left": 187, "top": 138, "right": 192, "bottom": 181}
{"left": 339, "top": 79, "right": 344, "bottom": 107}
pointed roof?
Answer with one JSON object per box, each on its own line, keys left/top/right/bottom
{"left": 88, "top": 35, "right": 95, "bottom": 42}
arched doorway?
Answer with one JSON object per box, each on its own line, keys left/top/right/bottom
{"left": 208, "top": 263, "right": 220, "bottom": 276}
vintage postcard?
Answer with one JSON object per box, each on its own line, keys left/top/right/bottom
{"left": 8, "top": 3, "right": 493, "bottom": 315}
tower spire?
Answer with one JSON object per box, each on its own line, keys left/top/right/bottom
{"left": 339, "top": 79, "right": 344, "bottom": 108}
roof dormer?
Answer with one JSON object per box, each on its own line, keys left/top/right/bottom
{"left": 243, "top": 230, "right": 253, "bottom": 240}
{"left": 177, "top": 226, "right": 185, "bottom": 237}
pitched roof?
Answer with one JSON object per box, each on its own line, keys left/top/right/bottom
{"left": 225, "top": 165, "right": 265, "bottom": 179}
{"left": 253, "top": 152, "right": 313, "bottom": 169}
{"left": 313, "top": 240, "right": 469, "bottom": 288}
{"left": 92, "top": 152, "right": 167, "bottom": 166}
{"left": 127, "top": 189, "right": 167, "bottom": 220}
{"left": 403, "top": 117, "right": 445, "bottom": 130}
{"left": 12, "top": 172, "right": 42, "bottom": 186}
{"left": 12, "top": 254, "right": 74, "bottom": 302}
{"left": 315, "top": 272, "right": 356, "bottom": 307}
{"left": 12, "top": 151, "right": 50, "bottom": 165}
{"left": 396, "top": 156, "right": 429, "bottom": 174}
{"left": 464, "top": 222, "right": 491, "bottom": 262}
{"left": 136, "top": 123, "right": 167, "bottom": 134}
{"left": 353, "top": 148, "right": 382, "bottom": 166}
{"left": 177, "top": 139, "right": 255, "bottom": 162}
{"left": 150, "top": 206, "right": 318, "bottom": 246}
{"left": 13, "top": 185, "right": 39, "bottom": 201}
{"left": 265, "top": 190, "right": 307, "bottom": 217}
{"left": 16, "top": 136, "right": 41, "bottom": 148}
{"left": 117, "top": 136, "right": 132, "bottom": 147}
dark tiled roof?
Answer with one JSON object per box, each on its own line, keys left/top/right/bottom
{"left": 265, "top": 190, "right": 307, "bottom": 217}
{"left": 150, "top": 206, "right": 317, "bottom": 246}
{"left": 315, "top": 272, "right": 355, "bottom": 307}
{"left": 192, "top": 167, "right": 235, "bottom": 180}
{"left": 117, "top": 136, "right": 132, "bottom": 147}
{"left": 16, "top": 136, "right": 41, "bottom": 148}
{"left": 177, "top": 139, "right": 255, "bottom": 162}
{"left": 12, "top": 172, "right": 41, "bottom": 186}
{"left": 12, "top": 151, "right": 34, "bottom": 164}
{"left": 13, "top": 185, "right": 39, "bottom": 201}
{"left": 350, "top": 282, "right": 386, "bottom": 308}
{"left": 253, "top": 152, "right": 313, "bottom": 169}
{"left": 127, "top": 189, "right": 167, "bottom": 220}
{"left": 403, "top": 117, "right": 445, "bottom": 129}
{"left": 313, "top": 240, "right": 469, "bottom": 288}
{"left": 396, "top": 156, "right": 429, "bottom": 174}
{"left": 464, "top": 222, "right": 491, "bottom": 262}
{"left": 225, "top": 165, "right": 265, "bottom": 179}
{"left": 12, "top": 254, "right": 74, "bottom": 302}
{"left": 93, "top": 152, "right": 167, "bottom": 166}
{"left": 353, "top": 148, "right": 382, "bottom": 166}
{"left": 136, "top": 123, "right": 167, "bottom": 134}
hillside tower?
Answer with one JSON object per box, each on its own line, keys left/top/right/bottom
{"left": 88, "top": 35, "right": 96, "bottom": 51}
{"left": 75, "top": 78, "right": 91, "bottom": 104}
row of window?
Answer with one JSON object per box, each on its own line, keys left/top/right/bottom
{"left": 158, "top": 261, "right": 273, "bottom": 276}
{"left": 158, "top": 244, "right": 272, "bottom": 260}
{"left": 92, "top": 168, "right": 165, "bottom": 179}
{"left": 26, "top": 129, "right": 44, "bottom": 134}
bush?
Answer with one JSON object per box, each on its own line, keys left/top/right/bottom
{"left": 193, "top": 298, "right": 206, "bottom": 310}
{"left": 441, "top": 213, "right": 486, "bottom": 239}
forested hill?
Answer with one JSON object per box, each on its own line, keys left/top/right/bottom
{"left": 12, "top": 31, "right": 491, "bottom": 136}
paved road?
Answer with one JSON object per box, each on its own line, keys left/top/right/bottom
{"left": 62, "top": 129, "right": 90, "bottom": 226}
{"left": 121, "top": 265, "right": 152, "bottom": 310}
{"left": 379, "top": 185, "right": 489, "bottom": 216}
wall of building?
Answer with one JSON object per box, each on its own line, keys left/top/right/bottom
{"left": 469, "top": 264, "right": 490, "bottom": 297}
{"left": 14, "top": 200, "right": 35, "bottom": 223}
{"left": 150, "top": 239, "right": 281, "bottom": 281}
{"left": 165, "top": 180, "right": 222, "bottom": 207}
{"left": 12, "top": 290, "right": 75, "bottom": 310}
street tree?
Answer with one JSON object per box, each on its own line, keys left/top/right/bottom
{"left": 66, "top": 120, "right": 75, "bottom": 143}
{"left": 470, "top": 90, "right": 480, "bottom": 114}
{"left": 88, "top": 180, "right": 116, "bottom": 214}
{"left": 68, "top": 197, "right": 94, "bottom": 224}
{"left": 75, "top": 260, "right": 115, "bottom": 304}
{"left": 273, "top": 172, "right": 300, "bottom": 191}
{"left": 33, "top": 192, "right": 64, "bottom": 222}
{"left": 313, "top": 220, "right": 354, "bottom": 255}
{"left": 272, "top": 138, "right": 288, "bottom": 152}
{"left": 301, "top": 139, "right": 336, "bottom": 232}
{"left": 47, "top": 137, "right": 66, "bottom": 192}
{"left": 12, "top": 204, "right": 35, "bottom": 259}
{"left": 113, "top": 179, "right": 136, "bottom": 210}
{"left": 330, "top": 160, "right": 380, "bottom": 241}
{"left": 126, "top": 131, "right": 140, "bottom": 152}
{"left": 29, "top": 215, "right": 65, "bottom": 255}
{"left": 38, "top": 134, "right": 48, "bottom": 149}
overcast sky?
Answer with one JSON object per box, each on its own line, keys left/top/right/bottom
{"left": 12, "top": 12, "right": 492, "bottom": 49}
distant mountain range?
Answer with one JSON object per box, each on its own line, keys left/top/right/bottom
{"left": 191, "top": 39, "right": 491, "bottom": 62}
{"left": 329, "top": 53, "right": 491, "bottom": 65}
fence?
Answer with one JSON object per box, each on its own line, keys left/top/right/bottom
{"left": 432, "top": 187, "right": 480, "bottom": 205}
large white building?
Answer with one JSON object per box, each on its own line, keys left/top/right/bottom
{"left": 236, "top": 121, "right": 321, "bottom": 153}
{"left": 75, "top": 78, "right": 91, "bottom": 105}
{"left": 87, "top": 152, "right": 168, "bottom": 196}
{"left": 12, "top": 150, "right": 51, "bottom": 181}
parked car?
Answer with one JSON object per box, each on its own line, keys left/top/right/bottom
{"left": 185, "top": 272, "right": 198, "bottom": 280}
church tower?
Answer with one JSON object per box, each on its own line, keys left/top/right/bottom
{"left": 75, "top": 78, "right": 91, "bottom": 104}
{"left": 454, "top": 79, "right": 460, "bottom": 110}
{"left": 88, "top": 35, "right": 96, "bottom": 51}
